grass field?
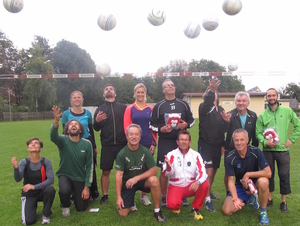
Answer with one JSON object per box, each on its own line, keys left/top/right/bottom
{"left": 1, "top": 119, "right": 300, "bottom": 225}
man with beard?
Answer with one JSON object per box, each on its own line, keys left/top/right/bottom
{"left": 256, "top": 88, "right": 300, "bottom": 212}
{"left": 51, "top": 106, "right": 93, "bottom": 217}
{"left": 115, "top": 124, "right": 166, "bottom": 223}
{"left": 94, "top": 84, "right": 127, "bottom": 205}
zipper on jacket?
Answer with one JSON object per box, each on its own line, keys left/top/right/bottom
{"left": 111, "top": 103, "right": 116, "bottom": 145}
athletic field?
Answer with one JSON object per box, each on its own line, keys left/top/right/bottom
{"left": 1, "top": 119, "right": 299, "bottom": 225}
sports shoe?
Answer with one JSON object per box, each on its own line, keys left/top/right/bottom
{"left": 62, "top": 207, "right": 70, "bottom": 217}
{"left": 205, "top": 200, "right": 216, "bottom": 212}
{"left": 210, "top": 193, "right": 219, "bottom": 200}
{"left": 260, "top": 211, "right": 269, "bottom": 225}
{"left": 140, "top": 195, "right": 152, "bottom": 205}
{"left": 191, "top": 208, "right": 204, "bottom": 220}
{"left": 100, "top": 195, "right": 108, "bottom": 205}
{"left": 161, "top": 196, "right": 167, "bottom": 207}
{"left": 181, "top": 197, "right": 189, "bottom": 207}
{"left": 267, "top": 199, "right": 273, "bottom": 207}
{"left": 130, "top": 202, "right": 138, "bottom": 212}
{"left": 154, "top": 210, "right": 166, "bottom": 223}
{"left": 249, "top": 194, "right": 260, "bottom": 209}
{"left": 280, "top": 201, "right": 288, "bottom": 213}
{"left": 41, "top": 215, "right": 50, "bottom": 224}
{"left": 172, "top": 209, "right": 180, "bottom": 214}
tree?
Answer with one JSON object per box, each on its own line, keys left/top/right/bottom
{"left": 0, "top": 30, "right": 18, "bottom": 74}
{"left": 281, "top": 83, "right": 300, "bottom": 101}
{"left": 51, "top": 40, "right": 95, "bottom": 74}
{"left": 158, "top": 59, "right": 189, "bottom": 72}
{"left": 21, "top": 38, "right": 56, "bottom": 111}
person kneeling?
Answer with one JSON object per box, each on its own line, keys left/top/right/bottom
{"left": 12, "top": 138, "right": 56, "bottom": 225}
{"left": 222, "top": 129, "right": 271, "bottom": 225}
{"left": 162, "top": 130, "right": 209, "bottom": 220}
{"left": 115, "top": 124, "right": 166, "bottom": 223}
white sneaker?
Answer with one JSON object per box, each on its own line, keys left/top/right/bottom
{"left": 140, "top": 195, "right": 152, "bottom": 205}
{"left": 62, "top": 207, "right": 70, "bottom": 217}
{"left": 41, "top": 215, "right": 50, "bottom": 224}
{"left": 130, "top": 202, "right": 138, "bottom": 211}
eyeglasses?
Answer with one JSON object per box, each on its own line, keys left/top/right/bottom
{"left": 164, "top": 84, "right": 175, "bottom": 88}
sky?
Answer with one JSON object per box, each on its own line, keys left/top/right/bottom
{"left": 0, "top": 0, "right": 300, "bottom": 92}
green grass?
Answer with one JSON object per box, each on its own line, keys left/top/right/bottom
{"left": 1, "top": 119, "right": 300, "bottom": 225}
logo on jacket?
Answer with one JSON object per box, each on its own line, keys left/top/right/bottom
{"left": 187, "top": 161, "right": 191, "bottom": 167}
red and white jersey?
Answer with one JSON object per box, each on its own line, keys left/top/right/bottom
{"left": 162, "top": 147, "right": 207, "bottom": 187}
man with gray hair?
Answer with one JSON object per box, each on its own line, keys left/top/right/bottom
{"left": 224, "top": 91, "right": 258, "bottom": 195}
{"left": 115, "top": 124, "right": 166, "bottom": 222}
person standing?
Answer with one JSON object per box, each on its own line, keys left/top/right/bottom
{"left": 51, "top": 106, "right": 93, "bottom": 216}
{"left": 62, "top": 90, "right": 99, "bottom": 201}
{"left": 94, "top": 84, "right": 127, "bottom": 205}
{"left": 198, "top": 78, "right": 231, "bottom": 212}
{"left": 163, "top": 130, "right": 209, "bottom": 221}
{"left": 115, "top": 124, "right": 166, "bottom": 223}
{"left": 222, "top": 129, "right": 271, "bottom": 225}
{"left": 12, "top": 138, "right": 56, "bottom": 225}
{"left": 124, "top": 83, "right": 157, "bottom": 206}
{"left": 149, "top": 78, "right": 195, "bottom": 207}
{"left": 256, "top": 88, "right": 300, "bottom": 212}
{"left": 224, "top": 91, "right": 258, "bottom": 194}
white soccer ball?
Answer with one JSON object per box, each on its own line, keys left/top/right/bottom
{"left": 96, "top": 63, "right": 111, "bottom": 76}
{"left": 97, "top": 14, "right": 117, "bottom": 31}
{"left": 228, "top": 63, "right": 238, "bottom": 71}
{"left": 202, "top": 16, "right": 219, "bottom": 31}
{"left": 147, "top": 9, "right": 166, "bottom": 26}
{"left": 183, "top": 22, "right": 201, "bottom": 39}
{"left": 222, "top": 0, "right": 242, "bottom": 16}
{"left": 3, "top": 0, "right": 24, "bottom": 13}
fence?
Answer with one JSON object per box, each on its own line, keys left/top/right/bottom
{"left": 1, "top": 111, "right": 53, "bottom": 121}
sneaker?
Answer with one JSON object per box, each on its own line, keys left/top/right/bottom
{"left": 280, "top": 201, "right": 288, "bottom": 213}
{"left": 130, "top": 202, "right": 138, "bottom": 212}
{"left": 153, "top": 210, "right": 166, "bottom": 223}
{"left": 100, "top": 195, "right": 108, "bottom": 205}
{"left": 140, "top": 195, "right": 152, "bottom": 205}
{"left": 181, "top": 197, "right": 189, "bottom": 207}
{"left": 205, "top": 200, "right": 216, "bottom": 212}
{"left": 41, "top": 215, "right": 50, "bottom": 224}
{"left": 249, "top": 194, "right": 260, "bottom": 209}
{"left": 172, "top": 209, "right": 180, "bottom": 214}
{"left": 62, "top": 207, "right": 70, "bottom": 217}
{"left": 161, "top": 196, "right": 167, "bottom": 207}
{"left": 191, "top": 208, "right": 203, "bottom": 220}
{"left": 267, "top": 199, "right": 273, "bottom": 207}
{"left": 210, "top": 193, "right": 219, "bottom": 200}
{"left": 260, "top": 211, "right": 269, "bottom": 225}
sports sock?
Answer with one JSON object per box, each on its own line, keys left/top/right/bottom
{"left": 205, "top": 197, "right": 211, "bottom": 203}
{"left": 154, "top": 208, "right": 160, "bottom": 213}
{"left": 260, "top": 207, "right": 266, "bottom": 212}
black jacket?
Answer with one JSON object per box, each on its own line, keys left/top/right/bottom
{"left": 198, "top": 91, "right": 226, "bottom": 147}
{"left": 93, "top": 101, "right": 127, "bottom": 146}
{"left": 224, "top": 108, "right": 258, "bottom": 151}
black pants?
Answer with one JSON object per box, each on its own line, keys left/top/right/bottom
{"left": 59, "top": 175, "right": 89, "bottom": 211}
{"left": 263, "top": 151, "right": 291, "bottom": 195}
{"left": 90, "top": 154, "right": 99, "bottom": 198}
{"left": 21, "top": 186, "right": 56, "bottom": 225}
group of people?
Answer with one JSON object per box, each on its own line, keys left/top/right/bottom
{"left": 11, "top": 78, "right": 300, "bottom": 225}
